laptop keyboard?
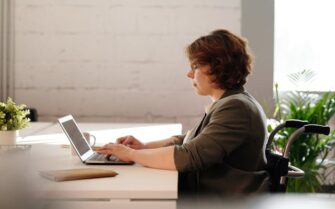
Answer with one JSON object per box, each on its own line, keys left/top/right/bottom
{"left": 89, "top": 153, "right": 119, "bottom": 162}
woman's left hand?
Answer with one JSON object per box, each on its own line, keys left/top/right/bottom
{"left": 96, "top": 144, "right": 135, "bottom": 162}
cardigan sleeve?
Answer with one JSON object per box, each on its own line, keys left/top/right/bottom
{"left": 172, "top": 134, "right": 186, "bottom": 145}
{"left": 174, "top": 99, "right": 251, "bottom": 172}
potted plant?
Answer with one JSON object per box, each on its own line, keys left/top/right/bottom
{"left": 0, "top": 98, "right": 30, "bottom": 145}
{"left": 269, "top": 70, "right": 335, "bottom": 192}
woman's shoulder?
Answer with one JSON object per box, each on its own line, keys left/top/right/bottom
{"left": 216, "top": 92, "right": 251, "bottom": 107}
{"left": 211, "top": 92, "right": 261, "bottom": 114}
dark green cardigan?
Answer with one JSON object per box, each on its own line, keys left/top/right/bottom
{"left": 174, "top": 87, "right": 270, "bottom": 195}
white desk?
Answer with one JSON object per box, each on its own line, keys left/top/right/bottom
{"left": 18, "top": 122, "right": 182, "bottom": 145}
{"left": 13, "top": 122, "right": 182, "bottom": 209}
{"left": 29, "top": 144, "right": 178, "bottom": 200}
{"left": 18, "top": 122, "right": 56, "bottom": 138}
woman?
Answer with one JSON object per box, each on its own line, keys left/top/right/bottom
{"left": 97, "top": 29, "right": 270, "bottom": 195}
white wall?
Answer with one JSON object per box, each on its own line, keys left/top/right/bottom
{"left": 13, "top": 0, "right": 241, "bottom": 131}
{"left": 242, "top": 0, "right": 274, "bottom": 115}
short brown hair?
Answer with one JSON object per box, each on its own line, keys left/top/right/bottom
{"left": 186, "top": 29, "right": 253, "bottom": 90}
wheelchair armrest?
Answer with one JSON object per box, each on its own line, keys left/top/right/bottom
{"left": 287, "top": 165, "right": 304, "bottom": 177}
{"left": 280, "top": 165, "right": 304, "bottom": 184}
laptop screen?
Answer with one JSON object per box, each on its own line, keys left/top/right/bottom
{"left": 62, "top": 119, "right": 91, "bottom": 156}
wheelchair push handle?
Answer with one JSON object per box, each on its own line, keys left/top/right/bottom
{"left": 304, "top": 124, "right": 330, "bottom": 135}
{"left": 280, "top": 124, "right": 330, "bottom": 185}
{"left": 284, "top": 124, "right": 330, "bottom": 158}
{"left": 267, "top": 119, "right": 309, "bottom": 150}
{"left": 285, "top": 120, "right": 309, "bottom": 128}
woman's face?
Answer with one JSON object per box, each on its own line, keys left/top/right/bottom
{"left": 187, "top": 62, "right": 216, "bottom": 96}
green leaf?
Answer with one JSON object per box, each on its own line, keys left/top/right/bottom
{"left": 273, "top": 71, "right": 335, "bottom": 193}
{"left": 0, "top": 97, "right": 30, "bottom": 131}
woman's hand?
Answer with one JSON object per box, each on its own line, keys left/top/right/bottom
{"left": 97, "top": 143, "right": 176, "bottom": 170}
{"left": 96, "top": 144, "right": 134, "bottom": 162}
{"left": 116, "top": 135, "right": 144, "bottom": 149}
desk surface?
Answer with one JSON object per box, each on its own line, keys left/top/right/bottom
{"left": 19, "top": 122, "right": 55, "bottom": 138}
{"left": 27, "top": 144, "right": 178, "bottom": 200}
{"left": 18, "top": 122, "right": 182, "bottom": 145}
{"left": 13, "top": 122, "right": 181, "bottom": 201}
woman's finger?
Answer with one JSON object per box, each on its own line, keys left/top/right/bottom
{"left": 116, "top": 137, "right": 126, "bottom": 144}
{"left": 123, "top": 136, "right": 134, "bottom": 145}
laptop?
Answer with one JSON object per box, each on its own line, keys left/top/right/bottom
{"left": 58, "top": 115, "right": 133, "bottom": 165}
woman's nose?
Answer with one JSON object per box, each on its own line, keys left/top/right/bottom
{"left": 187, "top": 70, "right": 194, "bottom": 78}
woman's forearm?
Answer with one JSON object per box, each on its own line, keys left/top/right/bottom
{"left": 131, "top": 146, "right": 176, "bottom": 170}
{"left": 143, "top": 137, "right": 180, "bottom": 149}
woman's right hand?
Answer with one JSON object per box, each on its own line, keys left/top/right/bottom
{"left": 116, "top": 135, "right": 145, "bottom": 150}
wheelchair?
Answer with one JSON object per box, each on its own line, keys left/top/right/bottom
{"left": 266, "top": 119, "right": 330, "bottom": 192}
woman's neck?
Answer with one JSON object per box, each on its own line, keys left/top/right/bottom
{"left": 210, "top": 89, "right": 225, "bottom": 102}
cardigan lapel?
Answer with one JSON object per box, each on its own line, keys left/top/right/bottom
{"left": 184, "top": 87, "right": 246, "bottom": 143}
{"left": 183, "top": 113, "right": 206, "bottom": 144}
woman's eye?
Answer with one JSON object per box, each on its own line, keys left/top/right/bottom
{"left": 191, "top": 64, "right": 199, "bottom": 71}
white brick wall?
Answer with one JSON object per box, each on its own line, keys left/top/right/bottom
{"left": 14, "top": 0, "right": 241, "bottom": 132}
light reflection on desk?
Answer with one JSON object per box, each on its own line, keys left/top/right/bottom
{"left": 17, "top": 122, "right": 182, "bottom": 145}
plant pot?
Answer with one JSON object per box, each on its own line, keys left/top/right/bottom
{"left": 0, "top": 130, "right": 18, "bottom": 145}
